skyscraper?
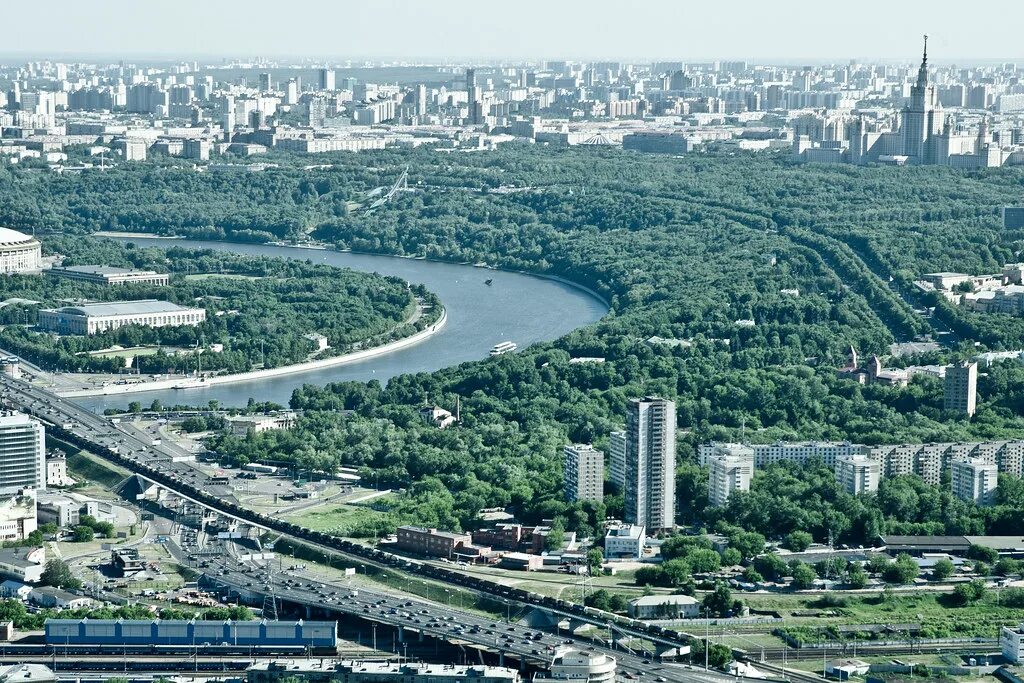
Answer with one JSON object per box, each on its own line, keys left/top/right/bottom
{"left": 945, "top": 360, "right": 978, "bottom": 417}
{"left": 319, "top": 68, "right": 335, "bottom": 91}
{"left": 901, "top": 35, "right": 944, "bottom": 164}
{"left": 624, "top": 397, "right": 676, "bottom": 531}
{"left": 563, "top": 444, "right": 604, "bottom": 503}
{"left": 258, "top": 72, "right": 271, "bottom": 92}
{"left": 0, "top": 412, "right": 45, "bottom": 494}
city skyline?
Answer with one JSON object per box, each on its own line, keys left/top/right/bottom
{"left": 2, "top": 0, "right": 1022, "bottom": 62}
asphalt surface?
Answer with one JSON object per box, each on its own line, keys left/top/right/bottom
{"left": 2, "top": 374, "right": 737, "bottom": 683}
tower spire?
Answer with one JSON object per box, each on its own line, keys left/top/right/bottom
{"left": 916, "top": 34, "right": 930, "bottom": 87}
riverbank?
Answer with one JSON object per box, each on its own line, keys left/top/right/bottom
{"left": 56, "top": 308, "right": 447, "bottom": 398}
{"left": 92, "top": 232, "right": 612, "bottom": 310}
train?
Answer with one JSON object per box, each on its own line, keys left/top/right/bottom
{"left": 48, "top": 422, "right": 688, "bottom": 650}
{"left": 44, "top": 618, "right": 337, "bottom": 648}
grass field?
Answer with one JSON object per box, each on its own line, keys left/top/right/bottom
{"left": 59, "top": 437, "right": 134, "bottom": 489}
{"left": 85, "top": 345, "right": 189, "bottom": 359}
{"left": 283, "top": 504, "right": 383, "bottom": 534}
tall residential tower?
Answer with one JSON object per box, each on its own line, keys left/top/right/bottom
{"left": 624, "top": 397, "right": 676, "bottom": 531}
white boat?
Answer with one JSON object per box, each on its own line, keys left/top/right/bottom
{"left": 490, "top": 341, "right": 517, "bottom": 356}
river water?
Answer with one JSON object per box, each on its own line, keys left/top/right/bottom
{"left": 74, "top": 239, "right": 608, "bottom": 412}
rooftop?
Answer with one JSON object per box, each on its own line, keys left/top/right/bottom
{"left": 51, "top": 265, "right": 160, "bottom": 276}
{"left": 44, "top": 300, "right": 198, "bottom": 317}
{"left": 0, "top": 228, "right": 37, "bottom": 247}
{"left": 629, "top": 594, "right": 698, "bottom": 606}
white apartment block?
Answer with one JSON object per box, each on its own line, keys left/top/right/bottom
{"left": 698, "top": 441, "right": 865, "bottom": 468}
{"left": 563, "top": 444, "right": 604, "bottom": 503}
{"left": 0, "top": 413, "right": 45, "bottom": 494}
{"left": 702, "top": 440, "right": 1024, "bottom": 489}
{"left": 607, "top": 430, "right": 626, "bottom": 491}
{"left": 707, "top": 454, "right": 753, "bottom": 506}
{"left": 604, "top": 524, "right": 646, "bottom": 559}
{"left": 835, "top": 455, "right": 880, "bottom": 494}
{"left": 951, "top": 457, "right": 998, "bottom": 506}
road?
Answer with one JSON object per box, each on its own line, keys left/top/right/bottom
{"left": 1, "top": 374, "right": 736, "bottom": 683}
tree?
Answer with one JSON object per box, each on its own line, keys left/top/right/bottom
{"left": 662, "top": 559, "right": 692, "bottom": 587}
{"left": 41, "top": 559, "right": 81, "bottom": 589}
{"left": 702, "top": 583, "right": 738, "bottom": 618}
{"left": 545, "top": 519, "right": 565, "bottom": 552}
{"left": 692, "top": 640, "right": 733, "bottom": 669}
{"left": 72, "top": 525, "right": 95, "bottom": 543}
{"left": 586, "top": 589, "right": 612, "bottom": 611}
{"left": 687, "top": 549, "right": 722, "bottom": 574}
{"left": 635, "top": 566, "right": 663, "bottom": 587}
{"left": 883, "top": 554, "right": 919, "bottom": 584}
{"left": 587, "top": 547, "right": 604, "bottom": 575}
{"left": 932, "top": 558, "right": 955, "bottom": 580}
{"left": 847, "top": 565, "right": 869, "bottom": 589}
{"left": 128, "top": 401, "right": 142, "bottom": 414}
{"left": 790, "top": 561, "right": 817, "bottom": 590}
{"left": 967, "top": 544, "right": 999, "bottom": 564}
{"left": 950, "top": 580, "right": 986, "bottom": 606}
{"left": 783, "top": 531, "right": 813, "bottom": 552}
{"left": 742, "top": 566, "right": 764, "bottom": 583}
{"left": 728, "top": 531, "right": 766, "bottom": 560}
{"left": 720, "top": 547, "right": 742, "bottom": 566}
{"left": 753, "top": 553, "right": 788, "bottom": 582}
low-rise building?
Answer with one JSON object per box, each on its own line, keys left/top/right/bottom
{"left": 47, "top": 265, "right": 169, "bottom": 287}
{"left": 628, "top": 594, "right": 700, "bottom": 620}
{"left": 110, "top": 548, "right": 146, "bottom": 578}
{"left": 1002, "top": 623, "right": 1024, "bottom": 664}
{"left": 37, "top": 494, "right": 79, "bottom": 528}
{"left": 38, "top": 300, "right": 206, "bottom": 335}
{"left": 0, "top": 491, "right": 37, "bottom": 542}
{"left": 246, "top": 660, "right": 519, "bottom": 683}
{"left": 227, "top": 412, "right": 298, "bottom": 436}
{"left": 498, "top": 552, "right": 544, "bottom": 571}
{"left": 0, "top": 547, "right": 43, "bottom": 583}
{"left": 603, "top": 524, "right": 645, "bottom": 559}
{"left": 29, "top": 586, "right": 91, "bottom": 609}
{"left": 45, "top": 454, "right": 72, "bottom": 488}
{"left": 547, "top": 649, "right": 617, "bottom": 683}
{"left": 0, "top": 580, "right": 31, "bottom": 600}
{"left": 396, "top": 526, "right": 479, "bottom": 560}
{"left": 0, "top": 664, "right": 56, "bottom": 683}
{"left": 419, "top": 406, "right": 456, "bottom": 429}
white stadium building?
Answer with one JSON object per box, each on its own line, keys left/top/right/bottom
{"left": 0, "top": 228, "right": 42, "bottom": 275}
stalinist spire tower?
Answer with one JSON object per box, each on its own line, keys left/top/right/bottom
{"left": 901, "top": 35, "right": 943, "bottom": 164}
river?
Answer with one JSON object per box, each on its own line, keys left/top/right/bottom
{"left": 73, "top": 238, "right": 608, "bottom": 413}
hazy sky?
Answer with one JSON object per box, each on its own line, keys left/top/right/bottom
{"left": 5, "top": 0, "right": 1023, "bottom": 63}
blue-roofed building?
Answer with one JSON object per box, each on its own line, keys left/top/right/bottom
{"left": 44, "top": 619, "right": 337, "bottom": 648}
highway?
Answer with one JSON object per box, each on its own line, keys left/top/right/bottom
{"left": 1, "top": 373, "right": 737, "bottom": 683}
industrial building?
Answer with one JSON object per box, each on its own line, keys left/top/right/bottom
{"left": 37, "top": 300, "right": 206, "bottom": 335}
{"left": 0, "top": 228, "right": 41, "bottom": 275}
{"left": 47, "top": 265, "right": 169, "bottom": 287}
{"left": 44, "top": 619, "right": 338, "bottom": 647}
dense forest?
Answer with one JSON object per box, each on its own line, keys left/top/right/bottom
{"left": 6, "top": 147, "right": 1024, "bottom": 541}
{"left": 0, "top": 237, "right": 427, "bottom": 374}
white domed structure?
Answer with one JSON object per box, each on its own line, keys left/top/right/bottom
{"left": 0, "top": 228, "right": 42, "bottom": 275}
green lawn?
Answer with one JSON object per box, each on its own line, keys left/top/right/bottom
{"left": 283, "top": 504, "right": 383, "bottom": 534}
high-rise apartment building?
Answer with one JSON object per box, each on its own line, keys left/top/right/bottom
{"left": 624, "top": 397, "right": 675, "bottom": 530}
{"left": 258, "top": 72, "right": 271, "bottom": 92}
{"left": 835, "top": 454, "right": 880, "bottom": 494}
{"left": 607, "top": 431, "right": 626, "bottom": 490}
{"left": 951, "top": 457, "right": 998, "bottom": 506}
{"left": 945, "top": 361, "right": 978, "bottom": 416}
{"left": 0, "top": 412, "right": 45, "bottom": 494}
{"left": 563, "top": 444, "right": 604, "bottom": 503}
{"left": 707, "top": 454, "right": 752, "bottom": 506}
